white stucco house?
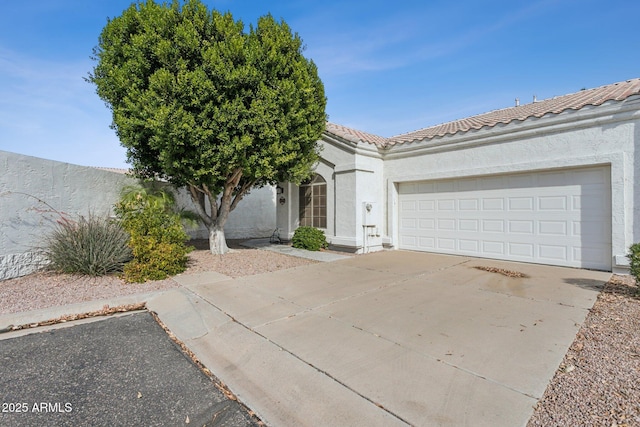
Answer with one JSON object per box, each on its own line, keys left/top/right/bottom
{"left": 277, "top": 78, "right": 640, "bottom": 274}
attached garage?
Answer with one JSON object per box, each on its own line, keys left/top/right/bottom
{"left": 398, "top": 166, "right": 612, "bottom": 270}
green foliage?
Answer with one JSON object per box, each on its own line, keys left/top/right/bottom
{"left": 627, "top": 243, "right": 640, "bottom": 285}
{"left": 43, "top": 214, "right": 132, "bottom": 276}
{"left": 292, "top": 226, "right": 328, "bottom": 251}
{"left": 89, "top": 0, "right": 327, "bottom": 252}
{"left": 115, "top": 186, "right": 192, "bottom": 283}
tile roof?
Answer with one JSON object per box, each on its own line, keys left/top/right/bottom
{"left": 324, "top": 122, "right": 387, "bottom": 147}
{"left": 324, "top": 78, "right": 640, "bottom": 148}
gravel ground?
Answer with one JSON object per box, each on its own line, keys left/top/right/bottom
{"left": 0, "top": 239, "right": 315, "bottom": 315}
{"left": 528, "top": 274, "right": 640, "bottom": 427}
{"left": 1, "top": 242, "right": 639, "bottom": 425}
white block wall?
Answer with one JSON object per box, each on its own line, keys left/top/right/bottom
{"left": 0, "top": 150, "right": 275, "bottom": 280}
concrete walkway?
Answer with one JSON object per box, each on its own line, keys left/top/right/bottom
{"left": 241, "top": 238, "right": 352, "bottom": 262}
{"left": 147, "top": 251, "right": 611, "bottom": 426}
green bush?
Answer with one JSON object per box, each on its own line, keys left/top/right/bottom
{"left": 122, "top": 214, "right": 192, "bottom": 282}
{"left": 43, "top": 214, "right": 132, "bottom": 276}
{"left": 292, "top": 226, "right": 328, "bottom": 251}
{"left": 115, "top": 186, "right": 192, "bottom": 283}
{"left": 627, "top": 243, "right": 640, "bottom": 284}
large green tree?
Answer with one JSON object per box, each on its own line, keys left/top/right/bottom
{"left": 89, "top": 0, "right": 326, "bottom": 254}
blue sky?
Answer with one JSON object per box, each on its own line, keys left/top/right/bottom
{"left": 1, "top": 0, "right": 638, "bottom": 168}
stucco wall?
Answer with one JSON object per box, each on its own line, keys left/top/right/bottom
{"left": 382, "top": 100, "right": 640, "bottom": 273}
{"left": 277, "top": 136, "right": 385, "bottom": 253}
{"left": 0, "top": 150, "right": 275, "bottom": 280}
{"left": 173, "top": 184, "right": 276, "bottom": 241}
{"left": 274, "top": 98, "right": 640, "bottom": 266}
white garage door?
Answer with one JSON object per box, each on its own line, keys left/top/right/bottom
{"left": 398, "top": 166, "right": 611, "bottom": 270}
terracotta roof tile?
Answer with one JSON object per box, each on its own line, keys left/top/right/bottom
{"left": 324, "top": 122, "right": 387, "bottom": 147}
{"left": 387, "top": 78, "right": 640, "bottom": 145}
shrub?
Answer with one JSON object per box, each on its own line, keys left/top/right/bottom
{"left": 627, "top": 243, "right": 640, "bottom": 284}
{"left": 292, "top": 226, "right": 328, "bottom": 251}
{"left": 43, "top": 214, "right": 132, "bottom": 276}
{"left": 115, "top": 186, "right": 193, "bottom": 283}
{"left": 122, "top": 216, "right": 192, "bottom": 282}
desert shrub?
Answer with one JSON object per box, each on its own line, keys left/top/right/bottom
{"left": 115, "top": 186, "right": 193, "bottom": 283}
{"left": 292, "top": 226, "right": 328, "bottom": 251}
{"left": 43, "top": 214, "right": 132, "bottom": 276}
{"left": 627, "top": 243, "right": 640, "bottom": 284}
{"left": 124, "top": 217, "right": 191, "bottom": 282}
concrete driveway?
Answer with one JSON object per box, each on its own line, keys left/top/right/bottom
{"left": 148, "top": 250, "right": 610, "bottom": 427}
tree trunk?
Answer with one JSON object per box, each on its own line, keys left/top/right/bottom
{"left": 208, "top": 225, "right": 229, "bottom": 255}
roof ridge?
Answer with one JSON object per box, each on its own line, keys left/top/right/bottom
{"left": 386, "top": 77, "right": 640, "bottom": 145}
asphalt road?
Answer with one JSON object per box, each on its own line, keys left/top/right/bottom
{"left": 0, "top": 312, "right": 260, "bottom": 427}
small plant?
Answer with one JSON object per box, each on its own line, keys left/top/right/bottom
{"left": 115, "top": 185, "right": 193, "bottom": 283}
{"left": 292, "top": 226, "right": 328, "bottom": 251}
{"left": 627, "top": 243, "right": 640, "bottom": 285}
{"left": 43, "top": 214, "right": 132, "bottom": 276}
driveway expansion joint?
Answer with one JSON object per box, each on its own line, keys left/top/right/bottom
{"left": 181, "top": 284, "right": 412, "bottom": 426}
{"left": 336, "top": 314, "right": 542, "bottom": 401}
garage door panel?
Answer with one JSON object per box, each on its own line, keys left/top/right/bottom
{"left": 459, "top": 219, "right": 479, "bottom": 232}
{"left": 438, "top": 218, "right": 456, "bottom": 230}
{"left": 509, "top": 242, "right": 534, "bottom": 257}
{"left": 401, "top": 218, "right": 417, "bottom": 229}
{"left": 509, "top": 220, "right": 534, "bottom": 234}
{"left": 538, "top": 196, "right": 567, "bottom": 211}
{"left": 482, "top": 220, "right": 505, "bottom": 233}
{"left": 509, "top": 197, "right": 534, "bottom": 211}
{"left": 483, "top": 241, "right": 505, "bottom": 255}
{"left": 398, "top": 166, "right": 612, "bottom": 270}
{"left": 459, "top": 199, "right": 479, "bottom": 210}
{"left": 419, "top": 200, "right": 435, "bottom": 211}
{"left": 437, "top": 238, "right": 456, "bottom": 250}
{"left": 538, "top": 221, "right": 567, "bottom": 236}
{"left": 538, "top": 244, "right": 567, "bottom": 261}
{"left": 459, "top": 239, "right": 480, "bottom": 252}
{"left": 483, "top": 198, "right": 504, "bottom": 210}
{"left": 400, "top": 200, "right": 416, "bottom": 211}
{"left": 419, "top": 236, "right": 435, "bottom": 248}
{"left": 401, "top": 235, "right": 417, "bottom": 246}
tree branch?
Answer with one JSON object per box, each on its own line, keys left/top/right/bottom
{"left": 202, "top": 183, "right": 218, "bottom": 221}
{"left": 188, "top": 184, "right": 212, "bottom": 227}
{"left": 226, "top": 168, "right": 243, "bottom": 187}
{"left": 230, "top": 179, "right": 257, "bottom": 211}
{"left": 221, "top": 168, "right": 242, "bottom": 206}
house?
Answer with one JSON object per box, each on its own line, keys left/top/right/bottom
{"left": 277, "top": 78, "right": 640, "bottom": 274}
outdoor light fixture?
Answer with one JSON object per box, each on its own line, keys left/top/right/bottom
{"left": 276, "top": 185, "right": 284, "bottom": 194}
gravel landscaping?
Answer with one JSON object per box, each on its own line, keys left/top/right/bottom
{"left": 1, "top": 241, "right": 639, "bottom": 425}
{"left": 528, "top": 274, "right": 640, "bottom": 427}
{"left": 0, "top": 240, "right": 315, "bottom": 315}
